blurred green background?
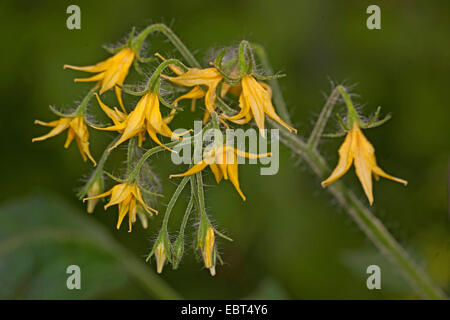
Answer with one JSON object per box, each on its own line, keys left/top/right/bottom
{"left": 0, "top": 0, "right": 448, "bottom": 299}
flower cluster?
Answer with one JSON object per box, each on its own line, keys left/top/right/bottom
{"left": 33, "top": 24, "right": 406, "bottom": 276}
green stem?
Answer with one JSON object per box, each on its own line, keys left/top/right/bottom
{"left": 171, "top": 177, "right": 196, "bottom": 269}
{"left": 77, "top": 136, "right": 121, "bottom": 199}
{"left": 129, "top": 139, "right": 188, "bottom": 182}
{"left": 127, "top": 137, "right": 137, "bottom": 175}
{"left": 270, "top": 104, "right": 446, "bottom": 301}
{"left": 132, "top": 23, "right": 200, "bottom": 68}
{"left": 179, "top": 181, "right": 195, "bottom": 236}
{"left": 238, "top": 40, "right": 251, "bottom": 76}
{"left": 284, "top": 130, "right": 445, "bottom": 299}
{"left": 129, "top": 122, "right": 212, "bottom": 182}
{"left": 216, "top": 96, "right": 237, "bottom": 115}
{"left": 195, "top": 172, "right": 207, "bottom": 218}
{"left": 210, "top": 111, "right": 224, "bottom": 148}
{"left": 195, "top": 171, "right": 212, "bottom": 249}
{"left": 129, "top": 29, "right": 445, "bottom": 299}
{"left": 255, "top": 45, "right": 445, "bottom": 299}
{"left": 146, "top": 59, "right": 188, "bottom": 92}
{"left": 307, "top": 86, "right": 341, "bottom": 149}
{"left": 336, "top": 85, "right": 359, "bottom": 126}
{"left": 250, "top": 43, "right": 292, "bottom": 124}
{"left": 161, "top": 176, "right": 190, "bottom": 230}
{"left": 76, "top": 87, "right": 99, "bottom": 116}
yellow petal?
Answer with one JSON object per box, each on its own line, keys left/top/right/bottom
{"left": 64, "top": 128, "right": 76, "bottom": 149}
{"left": 203, "top": 79, "right": 221, "bottom": 113}
{"left": 230, "top": 146, "right": 271, "bottom": 159}
{"left": 353, "top": 130, "right": 375, "bottom": 205}
{"left": 222, "top": 91, "right": 251, "bottom": 121}
{"left": 155, "top": 242, "right": 167, "bottom": 274}
{"left": 202, "top": 110, "right": 211, "bottom": 123}
{"left": 127, "top": 199, "right": 139, "bottom": 232}
{"left": 92, "top": 122, "right": 127, "bottom": 132}
{"left": 116, "top": 198, "right": 131, "bottom": 230}
{"left": 64, "top": 58, "right": 111, "bottom": 73}
{"left": 263, "top": 94, "right": 297, "bottom": 133}
{"left": 321, "top": 128, "right": 355, "bottom": 187}
{"left": 146, "top": 126, "right": 174, "bottom": 152}
{"left": 164, "top": 68, "right": 222, "bottom": 87}
{"left": 220, "top": 82, "right": 232, "bottom": 98}
{"left": 114, "top": 86, "right": 127, "bottom": 113}
{"left": 105, "top": 184, "right": 132, "bottom": 209}
{"left": 86, "top": 181, "right": 102, "bottom": 213}
{"left": 145, "top": 93, "right": 176, "bottom": 138}
{"left": 227, "top": 161, "right": 246, "bottom": 201}
{"left": 372, "top": 166, "right": 408, "bottom": 186}
{"left": 241, "top": 75, "right": 266, "bottom": 136}
{"left": 163, "top": 109, "right": 177, "bottom": 125}
{"left": 201, "top": 227, "right": 215, "bottom": 269}
{"left": 34, "top": 119, "right": 60, "bottom": 127}
{"left": 173, "top": 86, "right": 205, "bottom": 106}
{"left": 32, "top": 118, "right": 71, "bottom": 142}
{"left": 132, "top": 186, "right": 158, "bottom": 214}
{"left": 74, "top": 72, "right": 105, "bottom": 83}
{"left": 228, "top": 109, "right": 253, "bottom": 125}
{"left": 83, "top": 188, "right": 113, "bottom": 202}
{"left": 76, "top": 136, "right": 97, "bottom": 166}
{"left": 100, "top": 54, "right": 133, "bottom": 94}
{"left": 94, "top": 93, "right": 126, "bottom": 124}
{"left": 155, "top": 53, "right": 184, "bottom": 75}
{"left": 109, "top": 96, "right": 147, "bottom": 150}
{"left": 209, "top": 163, "right": 223, "bottom": 183}
{"left": 169, "top": 161, "right": 209, "bottom": 178}
{"left": 259, "top": 82, "right": 272, "bottom": 98}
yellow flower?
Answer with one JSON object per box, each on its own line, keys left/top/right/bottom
{"left": 94, "top": 92, "right": 180, "bottom": 151}
{"left": 321, "top": 123, "right": 407, "bottom": 205}
{"left": 163, "top": 67, "right": 223, "bottom": 122}
{"left": 86, "top": 180, "right": 102, "bottom": 214}
{"left": 155, "top": 53, "right": 206, "bottom": 113}
{"left": 83, "top": 182, "right": 157, "bottom": 232}
{"left": 170, "top": 145, "right": 270, "bottom": 201}
{"left": 94, "top": 93, "right": 147, "bottom": 147}
{"left": 223, "top": 75, "right": 296, "bottom": 137}
{"left": 220, "top": 81, "right": 241, "bottom": 98}
{"left": 32, "top": 116, "right": 96, "bottom": 165}
{"left": 154, "top": 242, "right": 167, "bottom": 274}
{"left": 199, "top": 226, "right": 216, "bottom": 275}
{"left": 173, "top": 86, "right": 206, "bottom": 112}
{"left": 64, "top": 48, "right": 136, "bottom": 112}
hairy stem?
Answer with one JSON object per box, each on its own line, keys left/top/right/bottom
{"left": 269, "top": 101, "right": 446, "bottom": 300}
{"left": 278, "top": 122, "right": 445, "bottom": 299}
{"left": 133, "top": 23, "right": 200, "bottom": 68}
{"left": 251, "top": 43, "right": 291, "bottom": 124}
{"left": 161, "top": 176, "right": 190, "bottom": 230}
{"left": 307, "top": 86, "right": 341, "bottom": 149}
{"left": 137, "top": 30, "right": 446, "bottom": 299}
{"left": 254, "top": 44, "right": 445, "bottom": 299}
{"left": 77, "top": 136, "right": 121, "bottom": 199}
{"left": 179, "top": 180, "right": 195, "bottom": 236}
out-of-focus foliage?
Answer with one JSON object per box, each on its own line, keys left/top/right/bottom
{"left": 0, "top": 0, "right": 448, "bottom": 299}
{"left": 0, "top": 195, "right": 179, "bottom": 299}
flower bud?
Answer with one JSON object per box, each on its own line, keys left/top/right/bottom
{"left": 86, "top": 179, "right": 102, "bottom": 213}
{"left": 137, "top": 210, "right": 149, "bottom": 229}
{"left": 200, "top": 226, "right": 215, "bottom": 274}
{"left": 155, "top": 242, "right": 167, "bottom": 274}
{"left": 171, "top": 236, "right": 184, "bottom": 270}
